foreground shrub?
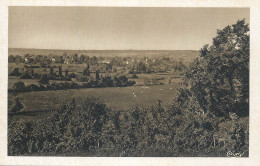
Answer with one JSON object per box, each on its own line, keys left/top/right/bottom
{"left": 8, "top": 97, "right": 110, "bottom": 155}
{"left": 8, "top": 97, "right": 248, "bottom": 156}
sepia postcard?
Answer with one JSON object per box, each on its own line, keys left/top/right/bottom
{"left": 1, "top": 0, "right": 260, "bottom": 165}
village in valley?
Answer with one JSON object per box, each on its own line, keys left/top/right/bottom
{"left": 8, "top": 49, "right": 196, "bottom": 92}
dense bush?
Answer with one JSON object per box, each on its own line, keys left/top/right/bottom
{"left": 12, "top": 81, "right": 27, "bottom": 92}
{"left": 38, "top": 74, "right": 50, "bottom": 85}
{"left": 8, "top": 97, "right": 248, "bottom": 156}
{"left": 100, "top": 76, "right": 114, "bottom": 87}
{"left": 9, "top": 97, "right": 24, "bottom": 113}
{"left": 8, "top": 98, "right": 110, "bottom": 155}
{"left": 113, "top": 76, "right": 135, "bottom": 87}
{"left": 9, "top": 68, "right": 21, "bottom": 76}
{"left": 20, "top": 72, "right": 32, "bottom": 79}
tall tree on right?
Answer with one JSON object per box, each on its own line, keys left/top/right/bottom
{"left": 184, "top": 19, "right": 249, "bottom": 118}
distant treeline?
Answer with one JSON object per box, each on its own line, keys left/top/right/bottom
{"left": 9, "top": 75, "right": 135, "bottom": 93}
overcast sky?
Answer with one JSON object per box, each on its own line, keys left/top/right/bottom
{"left": 9, "top": 7, "right": 249, "bottom": 50}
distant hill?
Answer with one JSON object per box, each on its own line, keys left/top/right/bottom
{"left": 8, "top": 48, "right": 199, "bottom": 63}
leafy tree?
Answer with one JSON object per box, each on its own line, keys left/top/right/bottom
{"left": 79, "top": 54, "right": 85, "bottom": 64}
{"left": 138, "top": 61, "right": 147, "bottom": 73}
{"left": 101, "top": 76, "right": 114, "bottom": 87}
{"left": 68, "top": 73, "right": 77, "bottom": 78}
{"left": 38, "top": 74, "right": 50, "bottom": 85}
{"left": 58, "top": 66, "right": 62, "bottom": 77}
{"left": 90, "top": 56, "right": 98, "bottom": 65}
{"left": 35, "top": 55, "right": 43, "bottom": 63}
{"left": 9, "top": 68, "right": 21, "bottom": 76}
{"left": 132, "top": 73, "right": 138, "bottom": 79}
{"left": 184, "top": 19, "right": 249, "bottom": 118}
{"left": 27, "top": 84, "right": 39, "bottom": 91}
{"left": 13, "top": 81, "right": 27, "bottom": 92}
{"left": 10, "top": 97, "right": 24, "bottom": 113}
{"left": 84, "top": 55, "right": 90, "bottom": 63}
{"left": 83, "top": 64, "right": 90, "bottom": 76}
{"left": 65, "top": 69, "right": 69, "bottom": 77}
{"left": 95, "top": 70, "right": 100, "bottom": 80}
{"left": 8, "top": 55, "right": 15, "bottom": 63}
{"left": 14, "top": 55, "right": 23, "bottom": 63}
{"left": 59, "top": 56, "right": 65, "bottom": 63}
{"left": 73, "top": 53, "right": 78, "bottom": 63}
{"left": 20, "top": 71, "right": 32, "bottom": 79}
{"left": 49, "top": 67, "right": 54, "bottom": 76}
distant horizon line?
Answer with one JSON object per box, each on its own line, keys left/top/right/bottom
{"left": 8, "top": 47, "right": 199, "bottom": 51}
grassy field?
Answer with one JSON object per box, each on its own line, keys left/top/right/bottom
{"left": 8, "top": 48, "right": 191, "bottom": 119}
{"left": 8, "top": 85, "right": 180, "bottom": 113}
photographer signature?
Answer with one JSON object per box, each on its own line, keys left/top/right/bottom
{"left": 227, "top": 150, "right": 244, "bottom": 157}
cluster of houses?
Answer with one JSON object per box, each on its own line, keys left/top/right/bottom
{"left": 9, "top": 65, "right": 107, "bottom": 77}
{"left": 9, "top": 53, "right": 188, "bottom": 81}
{"left": 19, "top": 54, "right": 167, "bottom": 67}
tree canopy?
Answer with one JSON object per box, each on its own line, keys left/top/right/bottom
{"left": 184, "top": 19, "right": 249, "bottom": 118}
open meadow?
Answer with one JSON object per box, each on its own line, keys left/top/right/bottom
{"left": 8, "top": 84, "right": 180, "bottom": 113}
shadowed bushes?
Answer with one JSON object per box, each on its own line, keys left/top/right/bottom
{"left": 8, "top": 97, "right": 248, "bottom": 156}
